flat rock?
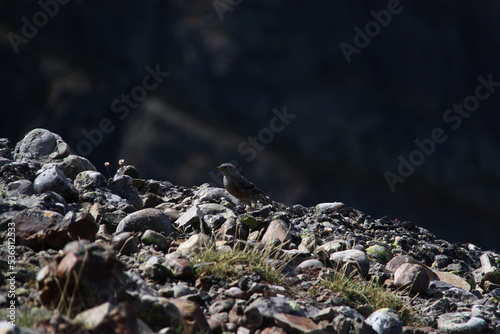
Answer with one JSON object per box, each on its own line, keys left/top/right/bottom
{"left": 247, "top": 297, "right": 306, "bottom": 321}
{"left": 115, "top": 208, "right": 173, "bottom": 235}
{"left": 433, "top": 270, "right": 472, "bottom": 291}
{"left": 437, "top": 312, "right": 487, "bottom": 334}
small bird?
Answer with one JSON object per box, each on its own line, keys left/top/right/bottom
{"left": 217, "top": 162, "right": 271, "bottom": 208}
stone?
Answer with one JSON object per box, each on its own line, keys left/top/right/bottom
{"left": 328, "top": 306, "right": 372, "bottom": 334}
{"left": 437, "top": 312, "right": 487, "bottom": 333}
{"left": 74, "top": 170, "right": 107, "bottom": 193}
{"left": 273, "top": 313, "right": 323, "bottom": 334}
{"left": 247, "top": 297, "right": 306, "bottom": 321}
{"left": 314, "top": 240, "right": 347, "bottom": 261}
{"left": 297, "top": 259, "right": 325, "bottom": 272}
{"left": 112, "top": 232, "right": 139, "bottom": 255}
{"left": 141, "top": 229, "right": 171, "bottom": 251}
{"left": 394, "top": 263, "right": 430, "bottom": 293}
{"left": 366, "top": 245, "right": 392, "bottom": 264}
{"left": 5, "top": 179, "right": 34, "bottom": 197}
{"left": 209, "top": 299, "right": 236, "bottom": 314}
{"left": 164, "top": 252, "right": 195, "bottom": 279}
{"left": 169, "top": 298, "right": 211, "bottom": 334}
{"left": 115, "top": 208, "right": 174, "bottom": 235}
{"left": 433, "top": 270, "right": 472, "bottom": 291}
{"left": 108, "top": 175, "right": 143, "bottom": 210}
{"left": 365, "top": 308, "right": 404, "bottom": 334}
{"left": 261, "top": 327, "right": 288, "bottom": 334}
{"left": 329, "top": 249, "right": 369, "bottom": 277}
{"left": 74, "top": 301, "right": 114, "bottom": 329}
{"left": 385, "top": 255, "right": 439, "bottom": 281}
{"left": 13, "top": 128, "right": 69, "bottom": 163}
{"left": 14, "top": 209, "right": 67, "bottom": 250}
{"left": 261, "top": 219, "right": 290, "bottom": 244}
{"left": 177, "top": 233, "right": 213, "bottom": 255}
{"left": 58, "top": 154, "right": 97, "bottom": 179}
{"left": 298, "top": 234, "right": 317, "bottom": 252}
{"left": 176, "top": 203, "right": 237, "bottom": 231}
{"left": 37, "top": 241, "right": 126, "bottom": 311}
{"left": 315, "top": 202, "right": 345, "bottom": 214}
{"left": 33, "top": 165, "right": 78, "bottom": 200}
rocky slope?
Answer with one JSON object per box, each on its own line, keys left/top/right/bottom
{"left": 0, "top": 129, "right": 499, "bottom": 334}
{"left": 2, "top": 0, "right": 500, "bottom": 251}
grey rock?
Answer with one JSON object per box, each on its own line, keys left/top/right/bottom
{"left": 315, "top": 202, "right": 345, "bottom": 215}
{"left": 194, "top": 184, "right": 238, "bottom": 205}
{"left": 298, "top": 234, "right": 317, "bottom": 253}
{"left": 247, "top": 297, "right": 306, "bottom": 321}
{"left": 385, "top": 255, "right": 439, "bottom": 282}
{"left": 314, "top": 240, "right": 347, "bottom": 261}
{"left": 319, "top": 306, "right": 372, "bottom": 334}
{"left": 141, "top": 229, "right": 171, "bottom": 251}
{"left": 5, "top": 179, "right": 34, "bottom": 197}
{"left": 108, "top": 175, "right": 143, "bottom": 210}
{"left": 210, "top": 299, "right": 236, "bottom": 314}
{"left": 297, "top": 259, "right": 325, "bottom": 272}
{"left": 0, "top": 321, "right": 38, "bottom": 334}
{"left": 394, "top": 263, "right": 430, "bottom": 293}
{"left": 164, "top": 252, "right": 195, "bottom": 279}
{"left": 112, "top": 232, "right": 139, "bottom": 255}
{"left": 437, "top": 312, "right": 487, "bottom": 334}
{"left": 262, "top": 219, "right": 291, "bottom": 245}
{"left": 13, "top": 128, "right": 69, "bottom": 163}
{"left": 58, "top": 154, "right": 97, "bottom": 179}
{"left": 175, "top": 203, "right": 237, "bottom": 232}
{"left": 273, "top": 313, "right": 322, "bottom": 334}
{"left": 329, "top": 249, "right": 369, "bottom": 277}
{"left": 74, "top": 170, "right": 107, "bottom": 193}
{"left": 173, "top": 284, "right": 193, "bottom": 298}
{"left": 442, "top": 287, "right": 479, "bottom": 303}
{"left": 33, "top": 165, "right": 78, "bottom": 200}
{"left": 365, "top": 308, "right": 404, "bottom": 334}
{"left": 115, "top": 208, "right": 173, "bottom": 235}
{"left": 177, "top": 233, "right": 213, "bottom": 255}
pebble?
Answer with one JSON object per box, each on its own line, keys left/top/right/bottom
{"left": 365, "top": 308, "right": 404, "bottom": 334}
{"left": 33, "top": 165, "right": 78, "bottom": 200}
{"left": 115, "top": 208, "right": 174, "bottom": 235}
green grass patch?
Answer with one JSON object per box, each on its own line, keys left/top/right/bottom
{"left": 191, "top": 241, "right": 290, "bottom": 284}
{"left": 319, "top": 270, "right": 423, "bottom": 327}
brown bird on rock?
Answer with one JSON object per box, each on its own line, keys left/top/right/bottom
{"left": 217, "top": 163, "right": 271, "bottom": 208}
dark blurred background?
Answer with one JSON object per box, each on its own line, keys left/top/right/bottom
{"left": 1, "top": 0, "right": 499, "bottom": 251}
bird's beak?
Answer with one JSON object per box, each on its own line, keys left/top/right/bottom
{"left": 217, "top": 165, "right": 223, "bottom": 171}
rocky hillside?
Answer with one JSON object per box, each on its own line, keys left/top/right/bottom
{"left": 1, "top": 0, "right": 500, "bottom": 251}
{"left": 0, "top": 129, "right": 499, "bottom": 333}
